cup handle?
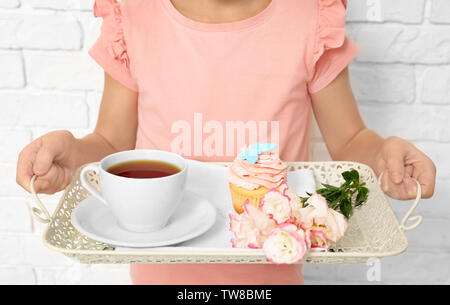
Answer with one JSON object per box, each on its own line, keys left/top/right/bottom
{"left": 80, "top": 163, "right": 107, "bottom": 205}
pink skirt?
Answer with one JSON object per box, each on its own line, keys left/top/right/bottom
{"left": 130, "top": 264, "right": 304, "bottom": 285}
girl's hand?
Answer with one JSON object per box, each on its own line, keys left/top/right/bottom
{"left": 311, "top": 69, "right": 436, "bottom": 201}
{"left": 16, "top": 130, "right": 77, "bottom": 194}
{"left": 375, "top": 136, "right": 436, "bottom": 200}
{"left": 16, "top": 73, "right": 139, "bottom": 195}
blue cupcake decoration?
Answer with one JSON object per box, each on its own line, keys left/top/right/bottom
{"left": 238, "top": 143, "right": 278, "bottom": 165}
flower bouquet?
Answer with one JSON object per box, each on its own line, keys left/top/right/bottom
{"left": 229, "top": 170, "right": 369, "bottom": 264}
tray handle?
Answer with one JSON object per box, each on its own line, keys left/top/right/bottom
{"left": 29, "top": 175, "right": 52, "bottom": 224}
{"left": 378, "top": 172, "right": 423, "bottom": 231}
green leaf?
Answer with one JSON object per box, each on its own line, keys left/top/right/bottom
{"left": 339, "top": 198, "right": 352, "bottom": 219}
{"left": 356, "top": 187, "right": 369, "bottom": 206}
{"left": 302, "top": 169, "right": 369, "bottom": 220}
{"left": 321, "top": 183, "right": 339, "bottom": 191}
{"left": 342, "top": 170, "right": 359, "bottom": 184}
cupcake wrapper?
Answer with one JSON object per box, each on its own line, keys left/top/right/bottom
{"left": 229, "top": 183, "right": 268, "bottom": 214}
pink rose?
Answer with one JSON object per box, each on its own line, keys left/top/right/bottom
{"left": 263, "top": 224, "right": 311, "bottom": 264}
{"left": 260, "top": 188, "right": 291, "bottom": 224}
{"left": 244, "top": 200, "right": 277, "bottom": 238}
{"left": 299, "top": 193, "right": 348, "bottom": 247}
{"left": 309, "top": 229, "right": 328, "bottom": 251}
{"left": 229, "top": 212, "right": 261, "bottom": 248}
{"left": 325, "top": 209, "right": 348, "bottom": 243}
{"left": 278, "top": 182, "right": 302, "bottom": 223}
{"left": 230, "top": 200, "right": 276, "bottom": 248}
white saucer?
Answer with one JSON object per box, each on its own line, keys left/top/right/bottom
{"left": 71, "top": 191, "right": 217, "bottom": 248}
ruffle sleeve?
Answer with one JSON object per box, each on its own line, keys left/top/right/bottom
{"left": 308, "top": 0, "right": 359, "bottom": 94}
{"left": 89, "top": 0, "right": 138, "bottom": 91}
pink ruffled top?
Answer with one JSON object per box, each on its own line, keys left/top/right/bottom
{"left": 94, "top": 0, "right": 129, "bottom": 68}
{"left": 228, "top": 152, "right": 288, "bottom": 190}
{"left": 89, "top": 0, "right": 358, "bottom": 286}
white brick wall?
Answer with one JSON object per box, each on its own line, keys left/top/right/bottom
{"left": 0, "top": 0, "right": 448, "bottom": 285}
{"left": 307, "top": 0, "right": 450, "bottom": 284}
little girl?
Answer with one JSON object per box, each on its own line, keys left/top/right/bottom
{"left": 17, "top": 0, "right": 436, "bottom": 285}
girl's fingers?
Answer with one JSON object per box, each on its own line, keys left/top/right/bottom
{"left": 403, "top": 176, "right": 419, "bottom": 199}
{"left": 402, "top": 164, "right": 418, "bottom": 198}
{"left": 405, "top": 164, "right": 414, "bottom": 177}
{"left": 17, "top": 137, "right": 67, "bottom": 194}
{"left": 411, "top": 157, "right": 436, "bottom": 198}
{"left": 17, "top": 131, "right": 75, "bottom": 194}
{"left": 376, "top": 139, "right": 435, "bottom": 200}
{"left": 382, "top": 161, "right": 434, "bottom": 200}
{"left": 33, "top": 142, "right": 59, "bottom": 176}
{"left": 32, "top": 164, "right": 66, "bottom": 194}
{"left": 382, "top": 140, "right": 407, "bottom": 185}
{"left": 16, "top": 141, "right": 40, "bottom": 192}
{"left": 381, "top": 168, "right": 390, "bottom": 193}
{"left": 382, "top": 172, "right": 416, "bottom": 200}
{"left": 380, "top": 162, "right": 414, "bottom": 200}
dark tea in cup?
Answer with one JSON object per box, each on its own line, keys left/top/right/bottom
{"left": 81, "top": 150, "right": 187, "bottom": 232}
{"left": 107, "top": 160, "right": 181, "bottom": 179}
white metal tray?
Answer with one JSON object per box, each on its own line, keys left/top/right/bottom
{"left": 29, "top": 161, "right": 422, "bottom": 264}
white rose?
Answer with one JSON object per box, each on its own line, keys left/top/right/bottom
{"left": 263, "top": 224, "right": 310, "bottom": 264}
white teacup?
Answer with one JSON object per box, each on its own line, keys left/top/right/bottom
{"left": 80, "top": 150, "right": 188, "bottom": 233}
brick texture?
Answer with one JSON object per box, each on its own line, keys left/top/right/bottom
{"left": 0, "top": 0, "right": 20, "bottom": 9}
{"left": 430, "top": 0, "right": 450, "bottom": 24}
{"left": 0, "top": 0, "right": 449, "bottom": 285}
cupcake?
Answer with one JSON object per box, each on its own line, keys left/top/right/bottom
{"left": 228, "top": 143, "right": 288, "bottom": 214}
